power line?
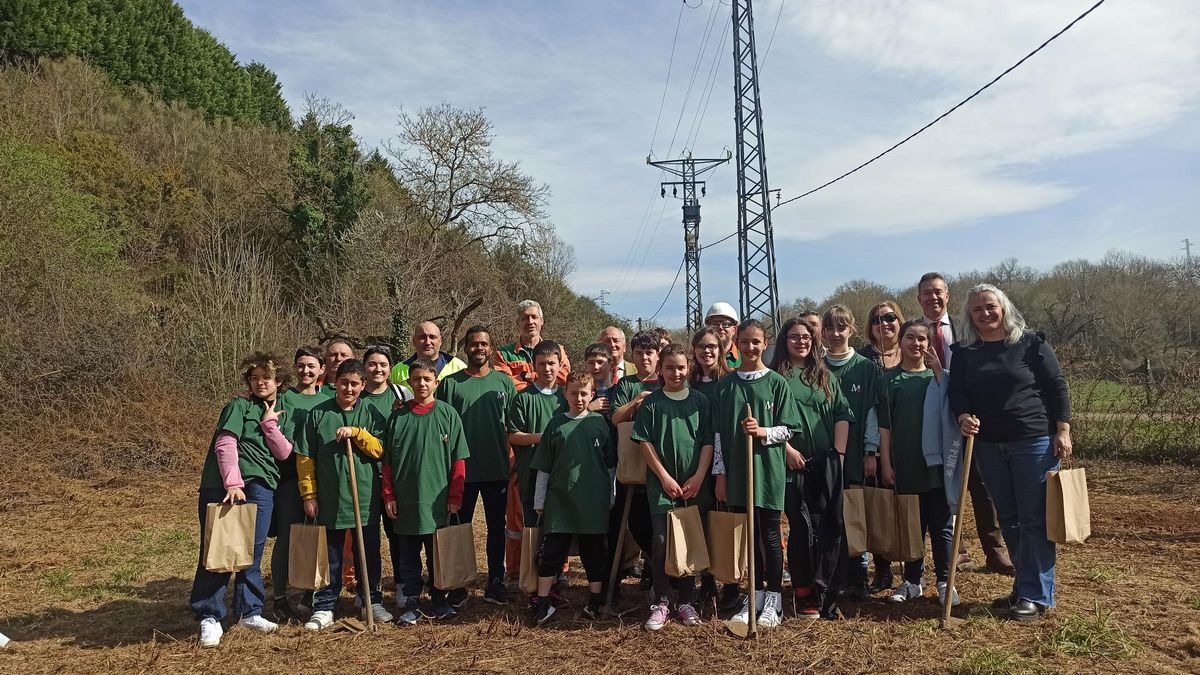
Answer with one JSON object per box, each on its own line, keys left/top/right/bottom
{"left": 759, "top": 0, "right": 786, "bottom": 69}
{"left": 648, "top": 1, "right": 686, "bottom": 153}
{"left": 647, "top": 258, "right": 687, "bottom": 322}
{"left": 771, "top": 0, "right": 1106, "bottom": 211}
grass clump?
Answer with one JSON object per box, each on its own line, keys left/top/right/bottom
{"left": 952, "top": 648, "right": 1027, "bottom": 675}
{"left": 1042, "top": 603, "right": 1140, "bottom": 659}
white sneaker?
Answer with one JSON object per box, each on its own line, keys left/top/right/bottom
{"left": 726, "top": 590, "right": 765, "bottom": 637}
{"left": 757, "top": 591, "right": 783, "bottom": 629}
{"left": 644, "top": 602, "right": 670, "bottom": 631}
{"left": 238, "top": 614, "right": 278, "bottom": 634}
{"left": 888, "top": 581, "right": 923, "bottom": 603}
{"left": 937, "top": 582, "right": 961, "bottom": 607}
{"left": 363, "top": 603, "right": 393, "bottom": 623}
{"left": 304, "top": 610, "right": 334, "bottom": 631}
{"left": 198, "top": 617, "right": 222, "bottom": 648}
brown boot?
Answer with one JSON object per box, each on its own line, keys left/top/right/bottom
{"left": 985, "top": 549, "right": 1016, "bottom": 576}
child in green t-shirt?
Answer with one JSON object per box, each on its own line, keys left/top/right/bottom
{"left": 506, "top": 341, "right": 568, "bottom": 525}
{"left": 712, "top": 320, "right": 801, "bottom": 635}
{"left": 192, "top": 352, "right": 295, "bottom": 648}
{"left": 382, "top": 357, "right": 471, "bottom": 624}
{"left": 769, "top": 317, "right": 853, "bottom": 620}
{"left": 631, "top": 344, "right": 714, "bottom": 631}
{"left": 528, "top": 371, "right": 616, "bottom": 625}
{"left": 296, "top": 359, "right": 390, "bottom": 631}
{"left": 879, "top": 321, "right": 957, "bottom": 608}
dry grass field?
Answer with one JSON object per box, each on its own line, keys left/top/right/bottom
{"left": 2, "top": 460, "right": 1198, "bottom": 674}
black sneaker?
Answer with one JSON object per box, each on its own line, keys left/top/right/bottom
{"left": 483, "top": 578, "right": 508, "bottom": 606}
{"left": 843, "top": 581, "right": 869, "bottom": 601}
{"left": 695, "top": 584, "right": 716, "bottom": 613}
{"left": 447, "top": 588, "right": 469, "bottom": 609}
{"left": 718, "top": 584, "right": 742, "bottom": 613}
{"left": 991, "top": 592, "right": 1018, "bottom": 612}
{"left": 272, "top": 597, "right": 303, "bottom": 624}
{"left": 1008, "top": 599, "right": 1046, "bottom": 623}
{"left": 581, "top": 593, "right": 603, "bottom": 620}
{"left": 531, "top": 597, "right": 556, "bottom": 625}
{"left": 548, "top": 588, "right": 569, "bottom": 609}
{"left": 431, "top": 599, "right": 458, "bottom": 620}
{"left": 868, "top": 571, "right": 895, "bottom": 594}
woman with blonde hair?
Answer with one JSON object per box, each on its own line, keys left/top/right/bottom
{"left": 858, "top": 301, "right": 904, "bottom": 370}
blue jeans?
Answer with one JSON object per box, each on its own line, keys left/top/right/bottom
{"left": 902, "top": 488, "right": 953, "bottom": 585}
{"left": 460, "top": 480, "right": 509, "bottom": 583}
{"left": 312, "top": 523, "right": 382, "bottom": 612}
{"left": 973, "top": 436, "right": 1059, "bottom": 607}
{"left": 190, "top": 481, "right": 274, "bottom": 621}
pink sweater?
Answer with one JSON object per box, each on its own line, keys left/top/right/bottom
{"left": 214, "top": 418, "right": 293, "bottom": 490}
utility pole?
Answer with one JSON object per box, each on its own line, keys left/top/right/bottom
{"left": 648, "top": 151, "right": 732, "bottom": 333}
{"left": 1183, "top": 239, "right": 1192, "bottom": 265}
{"left": 598, "top": 289, "right": 610, "bottom": 314}
{"left": 731, "top": 0, "right": 781, "bottom": 337}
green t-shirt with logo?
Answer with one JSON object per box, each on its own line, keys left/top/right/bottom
{"left": 630, "top": 388, "right": 715, "bottom": 515}
{"left": 383, "top": 401, "right": 471, "bottom": 535}
{"left": 506, "top": 385, "right": 568, "bottom": 502}
{"left": 713, "top": 371, "right": 801, "bottom": 511}
{"left": 278, "top": 388, "right": 330, "bottom": 482}
{"left": 295, "top": 398, "right": 386, "bottom": 529}
{"left": 531, "top": 412, "right": 616, "bottom": 534}
{"left": 783, "top": 370, "right": 854, "bottom": 462}
{"left": 826, "top": 351, "right": 886, "bottom": 484}
{"left": 436, "top": 369, "right": 517, "bottom": 483}
{"left": 881, "top": 367, "right": 942, "bottom": 495}
{"left": 200, "top": 396, "right": 295, "bottom": 491}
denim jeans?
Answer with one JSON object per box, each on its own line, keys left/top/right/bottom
{"left": 973, "top": 436, "right": 1059, "bottom": 607}
{"left": 901, "top": 488, "right": 953, "bottom": 585}
{"left": 394, "top": 533, "right": 446, "bottom": 604}
{"left": 189, "top": 481, "right": 274, "bottom": 621}
{"left": 460, "top": 480, "right": 509, "bottom": 583}
{"left": 312, "top": 522, "right": 382, "bottom": 611}
{"left": 269, "top": 476, "right": 304, "bottom": 601}
{"left": 649, "top": 512, "right": 700, "bottom": 604}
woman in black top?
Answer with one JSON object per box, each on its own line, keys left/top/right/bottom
{"left": 948, "top": 284, "right": 1072, "bottom": 623}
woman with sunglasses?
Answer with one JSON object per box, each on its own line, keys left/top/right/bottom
{"left": 859, "top": 302, "right": 905, "bottom": 370}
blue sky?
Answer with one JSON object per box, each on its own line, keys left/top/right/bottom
{"left": 179, "top": 0, "right": 1200, "bottom": 326}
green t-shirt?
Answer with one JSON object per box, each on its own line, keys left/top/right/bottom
{"left": 531, "top": 412, "right": 616, "bottom": 534}
{"left": 436, "top": 369, "right": 517, "bottom": 483}
{"left": 826, "top": 352, "right": 886, "bottom": 484}
{"left": 713, "top": 371, "right": 801, "bottom": 511}
{"left": 359, "top": 383, "right": 411, "bottom": 420}
{"left": 200, "top": 396, "right": 294, "bottom": 491}
{"left": 692, "top": 377, "right": 721, "bottom": 410}
{"left": 630, "top": 388, "right": 715, "bottom": 515}
{"left": 506, "top": 385, "right": 568, "bottom": 502}
{"left": 608, "top": 373, "right": 662, "bottom": 412}
{"left": 383, "top": 401, "right": 471, "bottom": 535}
{"left": 783, "top": 370, "right": 854, "bottom": 461}
{"left": 295, "top": 398, "right": 386, "bottom": 529}
{"left": 881, "top": 367, "right": 942, "bottom": 495}
{"left": 278, "top": 388, "right": 330, "bottom": 482}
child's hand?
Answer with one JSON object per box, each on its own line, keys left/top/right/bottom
{"left": 715, "top": 474, "right": 727, "bottom": 502}
{"left": 661, "top": 475, "right": 683, "bottom": 500}
{"left": 588, "top": 397, "right": 610, "bottom": 413}
{"left": 448, "top": 503, "right": 460, "bottom": 515}
{"left": 335, "top": 426, "right": 355, "bottom": 441}
{"left": 680, "top": 474, "right": 704, "bottom": 500}
{"left": 880, "top": 464, "right": 896, "bottom": 488}
{"left": 785, "top": 445, "right": 806, "bottom": 471}
{"left": 222, "top": 486, "right": 246, "bottom": 504}
{"left": 741, "top": 416, "right": 766, "bottom": 439}
{"left": 261, "top": 399, "right": 285, "bottom": 425}
{"left": 863, "top": 455, "right": 877, "bottom": 479}
{"left": 393, "top": 399, "right": 405, "bottom": 412}
{"left": 303, "top": 498, "right": 319, "bottom": 518}
{"left": 385, "top": 500, "right": 397, "bottom": 519}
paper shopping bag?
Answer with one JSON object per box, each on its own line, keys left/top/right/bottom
{"left": 287, "top": 522, "right": 329, "bottom": 589}
{"left": 616, "top": 421, "right": 646, "bottom": 485}
{"left": 706, "top": 508, "right": 746, "bottom": 583}
{"left": 1047, "top": 468, "right": 1091, "bottom": 544}
{"left": 202, "top": 502, "right": 256, "bottom": 573}
{"left": 864, "top": 484, "right": 898, "bottom": 558}
{"left": 893, "top": 493, "right": 924, "bottom": 562}
{"left": 843, "top": 486, "right": 868, "bottom": 557}
{"left": 519, "top": 524, "right": 541, "bottom": 594}
{"left": 665, "top": 504, "right": 710, "bottom": 577}
{"left": 433, "top": 520, "right": 478, "bottom": 590}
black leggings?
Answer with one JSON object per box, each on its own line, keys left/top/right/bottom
{"left": 784, "top": 450, "right": 844, "bottom": 603}
{"left": 729, "top": 506, "right": 783, "bottom": 593}
{"left": 538, "top": 533, "right": 608, "bottom": 583}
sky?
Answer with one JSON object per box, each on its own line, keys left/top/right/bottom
{"left": 178, "top": 0, "right": 1200, "bottom": 327}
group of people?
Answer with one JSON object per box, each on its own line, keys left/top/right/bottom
{"left": 189, "top": 273, "right": 1073, "bottom": 647}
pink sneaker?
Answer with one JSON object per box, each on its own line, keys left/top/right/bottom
{"left": 644, "top": 602, "right": 669, "bottom": 631}
{"left": 676, "top": 603, "right": 701, "bottom": 626}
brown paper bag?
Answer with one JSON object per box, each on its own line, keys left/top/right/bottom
{"left": 665, "top": 504, "right": 710, "bottom": 577}
{"left": 843, "top": 487, "right": 868, "bottom": 557}
{"left": 202, "top": 502, "right": 256, "bottom": 573}
{"left": 432, "top": 521, "right": 478, "bottom": 590}
{"left": 1047, "top": 468, "right": 1091, "bottom": 544}
{"left": 616, "top": 421, "right": 646, "bottom": 485}
{"left": 287, "top": 522, "right": 329, "bottom": 590}
{"left": 706, "top": 509, "right": 746, "bottom": 583}
{"left": 864, "top": 485, "right": 898, "bottom": 558}
{"left": 519, "top": 525, "right": 540, "bottom": 594}
{"left": 893, "top": 493, "right": 924, "bottom": 562}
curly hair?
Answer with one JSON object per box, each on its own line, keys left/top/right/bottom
{"left": 239, "top": 351, "right": 292, "bottom": 388}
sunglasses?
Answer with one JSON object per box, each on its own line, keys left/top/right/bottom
{"left": 869, "top": 313, "right": 899, "bottom": 326}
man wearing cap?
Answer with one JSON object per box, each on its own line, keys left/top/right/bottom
{"left": 704, "top": 302, "right": 741, "bottom": 369}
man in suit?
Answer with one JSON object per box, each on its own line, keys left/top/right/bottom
{"left": 598, "top": 326, "right": 636, "bottom": 386}
{"left": 919, "top": 272, "right": 1015, "bottom": 576}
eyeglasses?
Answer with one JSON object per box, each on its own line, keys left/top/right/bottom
{"left": 786, "top": 333, "right": 813, "bottom": 343}
{"left": 697, "top": 343, "right": 721, "bottom": 351}
{"left": 707, "top": 319, "right": 737, "bottom": 329}
{"left": 869, "top": 313, "right": 899, "bottom": 326}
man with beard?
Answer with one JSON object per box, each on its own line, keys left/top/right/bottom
{"left": 436, "top": 325, "right": 519, "bottom": 606}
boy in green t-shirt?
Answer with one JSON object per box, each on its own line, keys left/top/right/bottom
{"left": 529, "top": 371, "right": 616, "bottom": 625}
{"left": 436, "top": 325, "right": 518, "bottom": 607}
{"left": 631, "top": 344, "right": 714, "bottom": 631}
{"left": 382, "top": 356, "right": 471, "bottom": 625}
{"left": 506, "top": 340, "right": 568, "bottom": 526}
{"left": 295, "top": 359, "right": 390, "bottom": 631}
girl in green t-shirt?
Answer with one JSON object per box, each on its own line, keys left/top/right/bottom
{"left": 879, "top": 321, "right": 957, "bottom": 607}
{"left": 632, "top": 343, "right": 715, "bottom": 631}
{"left": 192, "top": 352, "right": 295, "bottom": 648}
{"left": 689, "top": 326, "right": 733, "bottom": 611}
{"left": 769, "top": 317, "right": 853, "bottom": 620}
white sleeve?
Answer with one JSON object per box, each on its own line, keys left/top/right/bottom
{"left": 764, "top": 425, "right": 793, "bottom": 445}
{"left": 711, "top": 433, "right": 726, "bottom": 475}
{"left": 534, "top": 471, "right": 551, "bottom": 510}
{"left": 864, "top": 407, "right": 880, "bottom": 455}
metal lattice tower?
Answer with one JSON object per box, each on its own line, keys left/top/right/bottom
{"left": 731, "top": 0, "right": 781, "bottom": 336}
{"left": 648, "top": 151, "right": 731, "bottom": 332}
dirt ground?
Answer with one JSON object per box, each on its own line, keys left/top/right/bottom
{"left": 2, "top": 460, "right": 1198, "bottom": 674}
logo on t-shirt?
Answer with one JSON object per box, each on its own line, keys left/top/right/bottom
{"left": 441, "top": 434, "right": 449, "bottom": 444}
{"left": 850, "top": 383, "right": 863, "bottom": 393}
{"left": 593, "top": 439, "right": 601, "bottom": 448}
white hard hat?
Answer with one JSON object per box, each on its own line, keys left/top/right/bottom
{"left": 704, "top": 302, "right": 739, "bottom": 324}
